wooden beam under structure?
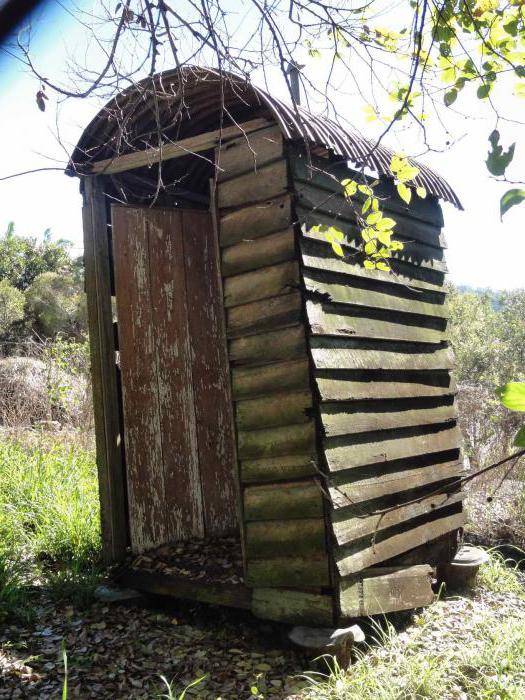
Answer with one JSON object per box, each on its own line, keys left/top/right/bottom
{"left": 81, "top": 118, "right": 271, "bottom": 176}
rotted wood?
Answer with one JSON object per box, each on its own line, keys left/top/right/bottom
{"left": 231, "top": 359, "right": 310, "bottom": 399}
{"left": 227, "top": 292, "right": 302, "bottom": 338}
{"left": 222, "top": 228, "right": 295, "bottom": 276}
{"left": 252, "top": 588, "right": 334, "bottom": 626}
{"left": 331, "top": 491, "right": 464, "bottom": 546}
{"left": 328, "top": 458, "right": 463, "bottom": 508}
{"left": 303, "top": 275, "right": 448, "bottom": 319}
{"left": 218, "top": 160, "right": 289, "bottom": 209}
{"left": 237, "top": 421, "right": 316, "bottom": 459}
{"left": 217, "top": 126, "right": 283, "bottom": 181}
{"left": 306, "top": 301, "right": 446, "bottom": 344}
{"left": 321, "top": 399, "right": 457, "bottom": 437}
{"left": 339, "top": 565, "right": 435, "bottom": 618}
{"left": 240, "top": 454, "right": 318, "bottom": 483}
{"left": 243, "top": 479, "right": 324, "bottom": 520}
{"left": 219, "top": 194, "right": 293, "bottom": 247}
{"left": 224, "top": 260, "right": 300, "bottom": 308}
{"left": 82, "top": 177, "right": 127, "bottom": 563}
{"left": 229, "top": 325, "right": 306, "bottom": 365}
{"left": 316, "top": 373, "right": 457, "bottom": 401}
{"left": 245, "top": 518, "right": 326, "bottom": 558}
{"left": 236, "top": 390, "right": 312, "bottom": 430}
{"left": 335, "top": 510, "right": 465, "bottom": 576}
{"left": 324, "top": 425, "right": 461, "bottom": 472}
{"left": 247, "top": 557, "right": 331, "bottom": 589}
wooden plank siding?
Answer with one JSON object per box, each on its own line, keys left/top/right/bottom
{"left": 289, "top": 149, "right": 463, "bottom": 614}
{"left": 215, "top": 129, "right": 332, "bottom": 595}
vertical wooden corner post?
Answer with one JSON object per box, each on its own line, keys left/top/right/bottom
{"left": 82, "top": 176, "right": 128, "bottom": 563}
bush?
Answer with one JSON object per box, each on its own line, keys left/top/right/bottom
{"left": 0, "top": 279, "right": 25, "bottom": 336}
{"left": 25, "top": 271, "right": 86, "bottom": 339}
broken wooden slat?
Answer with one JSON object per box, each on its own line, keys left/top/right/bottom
{"left": 336, "top": 510, "right": 465, "bottom": 576}
{"left": 245, "top": 518, "right": 326, "bottom": 558}
{"left": 227, "top": 292, "right": 302, "bottom": 338}
{"left": 236, "top": 390, "right": 312, "bottom": 431}
{"left": 218, "top": 160, "right": 289, "bottom": 209}
{"left": 231, "top": 359, "right": 310, "bottom": 399}
{"left": 219, "top": 194, "right": 293, "bottom": 247}
{"left": 237, "top": 421, "right": 316, "bottom": 459}
{"left": 332, "top": 491, "right": 464, "bottom": 545}
{"left": 222, "top": 228, "right": 295, "bottom": 277}
{"left": 247, "top": 557, "right": 330, "bottom": 588}
{"left": 244, "top": 480, "right": 324, "bottom": 520}
{"left": 240, "top": 454, "right": 318, "bottom": 483}
{"left": 310, "top": 341, "right": 455, "bottom": 372}
{"left": 224, "top": 260, "right": 300, "bottom": 308}
{"left": 339, "top": 565, "right": 434, "bottom": 617}
{"left": 252, "top": 588, "right": 333, "bottom": 625}
{"left": 316, "top": 374, "right": 457, "bottom": 401}
{"left": 229, "top": 326, "right": 306, "bottom": 365}
{"left": 217, "top": 126, "right": 283, "bottom": 181}
{"left": 324, "top": 425, "right": 461, "bottom": 472}
{"left": 306, "top": 301, "right": 446, "bottom": 344}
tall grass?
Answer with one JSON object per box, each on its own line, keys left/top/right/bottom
{"left": 0, "top": 434, "right": 100, "bottom": 619}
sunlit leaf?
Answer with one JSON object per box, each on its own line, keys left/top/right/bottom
{"left": 376, "top": 261, "right": 390, "bottom": 271}
{"left": 376, "top": 217, "right": 396, "bottom": 231}
{"left": 416, "top": 186, "right": 427, "bottom": 198}
{"left": 366, "top": 211, "right": 382, "bottom": 225}
{"left": 362, "top": 197, "right": 372, "bottom": 214}
{"left": 498, "top": 382, "right": 525, "bottom": 411}
{"left": 364, "top": 240, "right": 378, "bottom": 255}
{"left": 397, "top": 182, "right": 411, "bottom": 204}
{"left": 500, "top": 188, "right": 525, "bottom": 218}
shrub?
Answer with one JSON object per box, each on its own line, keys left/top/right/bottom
{"left": 0, "top": 279, "right": 25, "bottom": 336}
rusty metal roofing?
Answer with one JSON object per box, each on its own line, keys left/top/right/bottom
{"left": 69, "top": 66, "right": 462, "bottom": 209}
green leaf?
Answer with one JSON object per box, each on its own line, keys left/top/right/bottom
{"left": 377, "top": 230, "right": 392, "bottom": 246}
{"left": 498, "top": 382, "right": 525, "bottom": 412}
{"left": 330, "top": 241, "right": 344, "bottom": 257}
{"left": 376, "top": 261, "right": 390, "bottom": 271}
{"left": 500, "top": 189, "right": 525, "bottom": 219}
{"left": 416, "top": 185, "right": 427, "bottom": 198}
{"left": 341, "top": 178, "right": 357, "bottom": 197}
{"left": 514, "top": 424, "right": 525, "bottom": 447}
{"left": 366, "top": 211, "right": 382, "bottom": 225}
{"left": 364, "top": 240, "right": 378, "bottom": 255}
{"left": 363, "top": 260, "right": 375, "bottom": 269}
{"left": 477, "top": 83, "right": 491, "bottom": 99}
{"left": 397, "top": 182, "right": 411, "bottom": 204}
{"left": 376, "top": 217, "right": 396, "bottom": 231}
{"left": 362, "top": 197, "right": 372, "bottom": 214}
{"left": 486, "top": 130, "right": 515, "bottom": 177}
{"left": 444, "top": 89, "right": 458, "bottom": 106}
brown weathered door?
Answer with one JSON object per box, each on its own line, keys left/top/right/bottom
{"left": 111, "top": 206, "right": 237, "bottom": 553}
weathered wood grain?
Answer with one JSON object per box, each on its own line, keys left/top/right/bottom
{"left": 324, "top": 425, "right": 461, "bottom": 472}
{"left": 252, "top": 588, "right": 334, "bottom": 625}
{"left": 218, "top": 160, "right": 289, "bottom": 209}
{"left": 245, "top": 518, "right": 326, "bottom": 557}
{"left": 339, "top": 565, "right": 434, "bottom": 617}
{"left": 247, "top": 557, "right": 330, "bottom": 589}
{"left": 229, "top": 326, "right": 306, "bottom": 365}
{"left": 316, "top": 373, "right": 457, "bottom": 401}
{"left": 244, "top": 479, "right": 324, "bottom": 520}
{"left": 227, "top": 292, "right": 302, "bottom": 338}
{"left": 231, "top": 359, "right": 310, "bottom": 399}
{"left": 238, "top": 421, "right": 316, "bottom": 459}
{"left": 217, "top": 126, "right": 283, "bottom": 181}
{"left": 222, "top": 228, "right": 295, "bottom": 276}
{"left": 236, "top": 390, "right": 312, "bottom": 430}
{"left": 219, "top": 194, "right": 293, "bottom": 247}
{"left": 224, "top": 260, "right": 300, "bottom": 308}
{"left": 240, "top": 454, "right": 318, "bottom": 483}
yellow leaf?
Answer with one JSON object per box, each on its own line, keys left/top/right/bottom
{"left": 416, "top": 186, "right": 427, "bottom": 199}
{"left": 358, "top": 184, "right": 373, "bottom": 196}
{"left": 397, "top": 182, "right": 411, "bottom": 204}
{"left": 364, "top": 240, "right": 378, "bottom": 255}
{"left": 363, "top": 260, "right": 376, "bottom": 269}
{"left": 376, "top": 261, "right": 390, "bottom": 271}
{"left": 376, "top": 217, "right": 396, "bottom": 231}
{"left": 341, "top": 179, "right": 357, "bottom": 197}
{"left": 366, "top": 211, "right": 382, "bottom": 225}
{"left": 362, "top": 197, "right": 372, "bottom": 214}
{"left": 377, "top": 230, "right": 392, "bottom": 246}
{"left": 331, "top": 242, "right": 344, "bottom": 257}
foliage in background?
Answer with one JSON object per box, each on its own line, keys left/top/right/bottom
{"left": 0, "top": 279, "right": 25, "bottom": 335}
{"left": 25, "top": 272, "right": 87, "bottom": 339}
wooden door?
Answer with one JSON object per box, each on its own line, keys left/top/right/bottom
{"left": 111, "top": 206, "right": 237, "bottom": 553}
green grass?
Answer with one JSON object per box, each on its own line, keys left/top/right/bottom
{"left": 0, "top": 435, "right": 101, "bottom": 620}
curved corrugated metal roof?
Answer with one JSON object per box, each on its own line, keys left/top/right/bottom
{"left": 69, "top": 66, "right": 462, "bottom": 209}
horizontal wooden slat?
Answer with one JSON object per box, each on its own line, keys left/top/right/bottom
{"left": 88, "top": 118, "right": 270, "bottom": 175}
{"left": 240, "top": 454, "right": 318, "bottom": 483}
{"left": 306, "top": 301, "right": 446, "bottom": 344}
{"left": 224, "top": 261, "right": 300, "bottom": 308}
{"left": 246, "top": 518, "right": 326, "bottom": 558}
{"left": 304, "top": 275, "right": 447, "bottom": 319}
{"left": 232, "top": 358, "right": 310, "bottom": 399}
{"left": 219, "top": 194, "right": 293, "bottom": 247}
{"left": 252, "top": 587, "right": 333, "bottom": 625}
{"left": 247, "top": 558, "right": 330, "bottom": 588}
{"left": 222, "top": 228, "right": 295, "bottom": 276}
{"left": 217, "top": 126, "right": 283, "bottom": 181}
{"left": 236, "top": 390, "right": 312, "bottom": 430}
{"left": 321, "top": 401, "right": 457, "bottom": 437}
{"left": 324, "top": 425, "right": 461, "bottom": 472}
{"left": 218, "top": 160, "right": 288, "bottom": 209}
{"left": 329, "top": 459, "right": 463, "bottom": 508}
{"left": 229, "top": 326, "right": 306, "bottom": 365}
{"left": 316, "top": 374, "right": 457, "bottom": 401}
{"left": 227, "top": 292, "right": 301, "bottom": 338}
{"left": 332, "top": 491, "right": 464, "bottom": 545}
{"left": 339, "top": 565, "right": 434, "bottom": 617}
{"left": 311, "top": 340, "right": 455, "bottom": 372}
{"left": 300, "top": 237, "right": 445, "bottom": 293}
{"left": 238, "top": 421, "right": 316, "bottom": 459}
{"left": 335, "top": 510, "right": 465, "bottom": 576}
{"left": 244, "top": 479, "right": 324, "bottom": 520}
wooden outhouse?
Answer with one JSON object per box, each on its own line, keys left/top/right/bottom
{"left": 69, "top": 66, "right": 464, "bottom": 627}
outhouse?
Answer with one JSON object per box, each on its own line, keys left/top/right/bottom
{"left": 69, "top": 66, "right": 464, "bottom": 627}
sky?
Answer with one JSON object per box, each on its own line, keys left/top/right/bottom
{"left": 0, "top": 0, "right": 523, "bottom": 288}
